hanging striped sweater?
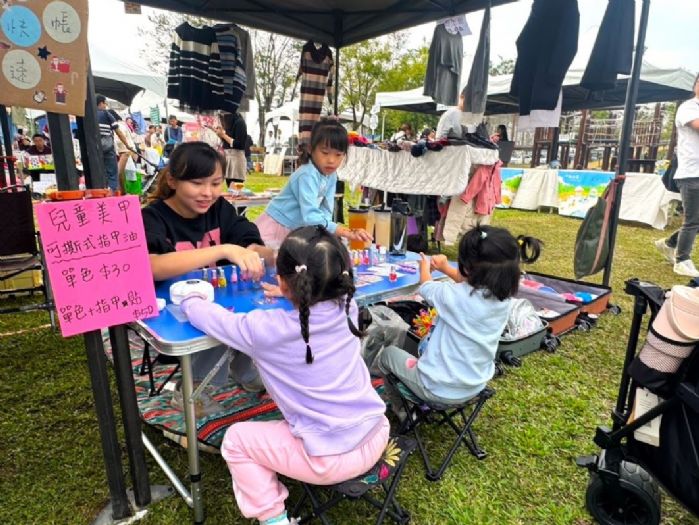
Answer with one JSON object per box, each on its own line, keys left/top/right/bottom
{"left": 213, "top": 24, "right": 248, "bottom": 114}
{"left": 167, "top": 22, "right": 224, "bottom": 112}
{"left": 297, "top": 41, "right": 334, "bottom": 146}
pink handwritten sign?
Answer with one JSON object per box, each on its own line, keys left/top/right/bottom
{"left": 36, "top": 196, "right": 158, "bottom": 337}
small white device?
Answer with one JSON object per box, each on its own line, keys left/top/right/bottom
{"left": 169, "top": 279, "right": 215, "bottom": 305}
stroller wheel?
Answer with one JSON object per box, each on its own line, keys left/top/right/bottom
{"left": 585, "top": 461, "right": 660, "bottom": 525}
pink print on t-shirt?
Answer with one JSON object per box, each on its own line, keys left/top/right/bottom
{"left": 173, "top": 227, "right": 221, "bottom": 263}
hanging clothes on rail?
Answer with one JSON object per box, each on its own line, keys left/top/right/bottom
{"left": 509, "top": 0, "right": 579, "bottom": 116}
{"left": 580, "top": 0, "right": 634, "bottom": 91}
{"left": 213, "top": 24, "right": 248, "bottom": 114}
{"left": 225, "top": 24, "right": 256, "bottom": 112}
{"left": 297, "top": 41, "right": 334, "bottom": 146}
{"left": 423, "top": 21, "right": 464, "bottom": 107}
{"left": 167, "top": 22, "right": 224, "bottom": 112}
{"left": 461, "top": 4, "right": 491, "bottom": 121}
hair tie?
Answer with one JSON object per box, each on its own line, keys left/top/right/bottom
{"left": 480, "top": 231, "right": 488, "bottom": 240}
{"left": 517, "top": 238, "right": 524, "bottom": 246}
{"left": 295, "top": 264, "right": 307, "bottom": 273}
{"left": 341, "top": 270, "right": 349, "bottom": 276}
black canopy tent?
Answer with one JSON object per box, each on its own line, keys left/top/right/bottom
{"left": 20, "top": 1, "right": 521, "bottom": 523}
{"left": 122, "top": 0, "right": 513, "bottom": 47}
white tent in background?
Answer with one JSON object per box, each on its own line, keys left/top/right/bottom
{"left": 375, "top": 61, "right": 695, "bottom": 115}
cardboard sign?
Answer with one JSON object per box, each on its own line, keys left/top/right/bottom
{"left": 0, "top": 0, "right": 88, "bottom": 116}
{"left": 36, "top": 195, "right": 158, "bottom": 337}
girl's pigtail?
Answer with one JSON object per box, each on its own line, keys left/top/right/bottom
{"left": 296, "top": 271, "right": 314, "bottom": 364}
{"left": 517, "top": 235, "right": 544, "bottom": 264}
{"left": 340, "top": 271, "right": 365, "bottom": 338}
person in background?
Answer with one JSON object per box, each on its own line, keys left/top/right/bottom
{"left": 142, "top": 141, "right": 273, "bottom": 391}
{"left": 654, "top": 72, "right": 699, "bottom": 277}
{"left": 144, "top": 124, "right": 156, "bottom": 148}
{"left": 109, "top": 109, "right": 138, "bottom": 191}
{"left": 151, "top": 125, "right": 165, "bottom": 155}
{"left": 390, "top": 122, "right": 414, "bottom": 142}
{"left": 25, "top": 133, "right": 52, "bottom": 155}
{"left": 179, "top": 226, "right": 389, "bottom": 525}
{"left": 216, "top": 112, "right": 248, "bottom": 186}
{"left": 265, "top": 129, "right": 275, "bottom": 151}
{"left": 491, "top": 124, "right": 509, "bottom": 143}
{"left": 436, "top": 93, "right": 466, "bottom": 139}
{"left": 245, "top": 134, "right": 254, "bottom": 173}
{"left": 15, "top": 128, "right": 31, "bottom": 151}
{"left": 96, "top": 94, "right": 129, "bottom": 191}
{"left": 164, "top": 115, "right": 183, "bottom": 156}
{"left": 420, "top": 127, "right": 436, "bottom": 141}
{"left": 255, "top": 118, "right": 372, "bottom": 246}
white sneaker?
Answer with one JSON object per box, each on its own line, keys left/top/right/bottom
{"left": 653, "top": 238, "right": 676, "bottom": 264}
{"left": 674, "top": 260, "right": 699, "bottom": 278}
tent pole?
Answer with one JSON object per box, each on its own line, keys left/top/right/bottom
{"left": 334, "top": 46, "right": 340, "bottom": 116}
{"left": 602, "top": 0, "right": 651, "bottom": 287}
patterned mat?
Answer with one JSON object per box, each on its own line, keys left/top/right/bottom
{"left": 103, "top": 330, "right": 384, "bottom": 449}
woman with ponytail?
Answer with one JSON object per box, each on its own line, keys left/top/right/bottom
{"left": 179, "top": 226, "right": 389, "bottom": 525}
{"left": 378, "top": 225, "right": 543, "bottom": 422}
{"left": 142, "top": 141, "right": 272, "bottom": 387}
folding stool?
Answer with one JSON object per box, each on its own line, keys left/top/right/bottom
{"left": 386, "top": 374, "right": 494, "bottom": 481}
{"left": 128, "top": 327, "right": 180, "bottom": 396}
{"left": 290, "top": 435, "right": 416, "bottom": 525}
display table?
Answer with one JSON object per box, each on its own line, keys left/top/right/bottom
{"left": 130, "top": 252, "right": 449, "bottom": 521}
{"left": 500, "top": 168, "right": 679, "bottom": 229}
{"left": 222, "top": 193, "right": 272, "bottom": 215}
{"left": 338, "top": 145, "right": 500, "bottom": 195}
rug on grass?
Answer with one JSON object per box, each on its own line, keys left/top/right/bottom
{"left": 103, "top": 330, "right": 385, "bottom": 449}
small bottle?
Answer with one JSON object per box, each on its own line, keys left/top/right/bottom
{"left": 253, "top": 257, "right": 265, "bottom": 289}
{"left": 218, "top": 267, "right": 227, "bottom": 287}
{"left": 202, "top": 267, "right": 208, "bottom": 282}
{"left": 210, "top": 268, "right": 219, "bottom": 287}
{"left": 379, "top": 246, "right": 387, "bottom": 264}
{"left": 362, "top": 249, "right": 370, "bottom": 266}
{"left": 389, "top": 265, "right": 398, "bottom": 282}
{"left": 230, "top": 265, "right": 238, "bottom": 283}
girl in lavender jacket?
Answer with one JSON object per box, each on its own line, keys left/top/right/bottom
{"left": 180, "top": 226, "right": 389, "bottom": 525}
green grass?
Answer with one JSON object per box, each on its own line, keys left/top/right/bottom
{"left": 1, "top": 175, "right": 698, "bottom": 524}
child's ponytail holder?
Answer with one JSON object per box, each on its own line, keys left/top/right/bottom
{"left": 517, "top": 238, "right": 524, "bottom": 246}
{"left": 480, "top": 230, "right": 488, "bottom": 240}
{"left": 295, "top": 264, "right": 307, "bottom": 273}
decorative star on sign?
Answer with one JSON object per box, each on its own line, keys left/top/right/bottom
{"left": 37, "top": 46, "right": 51, "bottom": 60}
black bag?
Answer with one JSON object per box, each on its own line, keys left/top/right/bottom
{"left": 662, "top": 154, "right": 679, "bottom": 193}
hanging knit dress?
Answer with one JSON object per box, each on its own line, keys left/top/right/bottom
{"left": 297, "top": 42, "right": 334, "bottom": 146}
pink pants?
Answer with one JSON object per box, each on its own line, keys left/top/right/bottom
{"left": 255, "top": 212, "right": 292, "bottom": 247}
{"left": 221, "top": 417, "right": 390, "bottom": 521}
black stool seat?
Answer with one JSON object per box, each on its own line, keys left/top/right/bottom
{"left": 389, "top": 375, "right": 494, "bottom": 481}
{"left": 292, "top": 435, "right": 416, "bottom": 525}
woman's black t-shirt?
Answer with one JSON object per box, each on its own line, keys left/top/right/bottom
{"left": 142, "top": 197, "right": 263, "bottom": 261}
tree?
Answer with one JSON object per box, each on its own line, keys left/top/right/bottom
{"left": 489, "top": 57, "right": 515, "bottom": 76}
{"left": 377, "top": 46, "right": 438, "bottom": 138}
{"left": 337, "top": 39, "right": 393, "bottom": 131}
{"left": 251, "top": 30, "right": 301, "bottom": 145}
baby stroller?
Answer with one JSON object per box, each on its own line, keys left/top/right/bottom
{"left": 577, "top": 278, "right": 699, "bottom": 524}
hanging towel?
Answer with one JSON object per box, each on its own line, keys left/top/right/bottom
{"left": 462, "top": 4, "right": 491, "bottom": 118}
{"left": 423, "top": 23, "right": 463, "bottom": 107}
{"left": 581, "top": 0, "right": 635, "bottom": 91}
{"left": 510, "top": 0, "right": 579, "bottom": 116}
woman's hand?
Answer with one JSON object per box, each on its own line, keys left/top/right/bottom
{"left": 429, "top": 254, "right": 449, "bottom": 273}
{"left": 261, "top": 282, "right": 283, "bottom": 298}
{"left": 221, "top": 244, "right": 264, "bottom": 279}
{"left": 337, "top": 225, "right": 373, "bottom": 243}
